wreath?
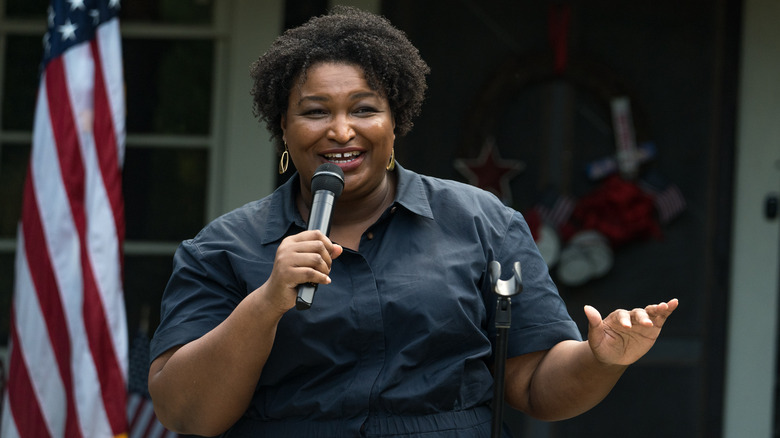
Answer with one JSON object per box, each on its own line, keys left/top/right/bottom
{"left": 454, "top": 9, "right": 685, "bottom": 287}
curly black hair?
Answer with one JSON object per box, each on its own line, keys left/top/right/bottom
{"left": 249, "top": 6, "right": 430, "bottom": 153}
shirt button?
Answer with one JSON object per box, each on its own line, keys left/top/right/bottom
{"left": 366, "top": 232, "right": 374, "bottom": 240}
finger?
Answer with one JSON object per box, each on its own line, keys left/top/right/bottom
{"left": 273, "top": 242, "right": 334, "bottom": 287}
{"left": 287, "top": 239, "right": 336, "bottom": 270}
{"left": 331, "top": 243, "right": 343, "bottom": 260}
{"left": 286, "top": 229, "right": 327, "bottom": 244}
{"left": 287, "top": 230, "right": 337, "bottom": 256}
{"left": 615, "top": 309, "right": 632, "bottom": 328}
{"left": 283, "top": 252, "right": 332, "bottom": 283}
{"left": 270, "top": 260, "right": 329, "bottom": 290}
{"left": 312, "top": 241, "right": 336, "bottom": 270}
{"left": 645, "top": 299, "right": 678, "bottom": 316}
{"left": 293, "top": 251, "right": 332, "bottom": 272}
{"left": 292, "top": 263, "right": 332, "bottom": 285}
{"left": 646, "top": 298, "right": 679, "bottom": 312}
{"left": 303, "top": 230, "right": 338, "bottom": 252}
{"left": 630, "top": 308, "right": 654, "bottom": 327}
{"left": 584, "top": 305, "right": 603, "bottom": 328}
{"left": 645, "top": 301, "right": 677, "bottom": 328}
{"left": 306, "top": 232, "right": 340, "bottom": 268}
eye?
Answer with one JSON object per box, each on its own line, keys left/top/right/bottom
{"left": 354, "top": 106, "right": 380, "bottom": 116}
{"left": 300, "top": 108, "right": 328, "bottom": 118}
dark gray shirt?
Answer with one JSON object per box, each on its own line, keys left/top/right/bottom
{"left": 151, "top": 164, "right": 581, "bottom": 437}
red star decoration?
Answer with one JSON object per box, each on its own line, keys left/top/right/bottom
{"left": 454, "top": 138, "right": 525, "bottom": 204}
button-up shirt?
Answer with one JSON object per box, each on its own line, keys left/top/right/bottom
{"left": 151, "top": 164, "right": 581, "bottom": 437}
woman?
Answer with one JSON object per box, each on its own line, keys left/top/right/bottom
{"left": 148, "top": 6, "right": 677, "bottom": 437}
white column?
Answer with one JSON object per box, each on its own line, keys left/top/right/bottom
{"left": 724, "top": 0, "right": 780, "bottom": 436}
{"left": 210, "top": 0, "right": 284, "bottom": 219}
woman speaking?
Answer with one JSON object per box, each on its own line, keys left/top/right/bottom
{"left": 148, "top": 6, "right": 677, "bottom": 437}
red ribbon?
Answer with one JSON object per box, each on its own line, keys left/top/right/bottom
{"left": 563, "top": 175, "right": 661, "bottom": 247}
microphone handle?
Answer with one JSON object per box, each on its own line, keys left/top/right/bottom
{"left": 306, "top": 191, "right": 336, "bottom": 233}
{"left": 296, "top": 284, "right": 317, "bottom": 310}
{"left": 296, "top": 190, "right": 337, "bottom": 310}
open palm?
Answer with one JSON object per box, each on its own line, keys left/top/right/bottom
{"left": 585, "top": 299, "right": 679, "bottom": 366}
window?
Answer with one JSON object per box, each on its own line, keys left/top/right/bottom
{"left": 0, "top": 0, "right": 225, "bottom": 344}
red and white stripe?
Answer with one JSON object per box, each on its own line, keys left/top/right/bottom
{"left": 536, "top": 195, "right": 576, "bottom": 229}
{"left": 2, "top": 12, "right": 128, "bottom": 438}
{"left": 640, "top": 181, "right": 687, "bottom": 225}
{"left": 126, "top": 394, "right": 177, "bottom": 438}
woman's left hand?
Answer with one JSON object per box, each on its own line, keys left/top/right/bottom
{"left": 584, "top": 299, "right": 679, "bottom": 366}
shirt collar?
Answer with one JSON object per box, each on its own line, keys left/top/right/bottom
{"left": 261, "top": 163, "right": 434, "bottom": 245}
{"left": 393, "top": 163, "right": 435, "bottom": 220}
{"left": 261, "top": 174, "right": 305, "bottom": 244}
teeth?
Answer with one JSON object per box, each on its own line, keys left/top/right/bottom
{"left": 324, "top": 151, "right": 361, "bottom": 161}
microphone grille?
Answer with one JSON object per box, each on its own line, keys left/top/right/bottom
{"left": 311, "top": 163, "right": 345, "bottom": 197}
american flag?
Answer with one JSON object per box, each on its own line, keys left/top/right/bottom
{"left": 639, "top": 173, "right": 687, "bottom": 225}
{"left": 534, "top": 193, "right": 576, "bottom": 229}
{"left": 126, "top": 329, "right": 178, "bottom": 438}
{"left": 1, "top": 0, "right": 129, "bottom": 437}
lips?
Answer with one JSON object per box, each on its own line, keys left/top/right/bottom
{"left": 323, "top": 151, "right": 362, "bottom": 164}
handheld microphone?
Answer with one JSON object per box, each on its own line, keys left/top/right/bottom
{"left": 296, "top": 163, "right": 345, "bottom": 310}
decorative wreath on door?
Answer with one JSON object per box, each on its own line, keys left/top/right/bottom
{"left": 454, "top": 48, "right": 685, "bottom": 287}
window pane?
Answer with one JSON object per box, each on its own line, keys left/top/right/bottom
{"left": 2, "top": 36, "right": 42, "bottom": 131}
{"left": 121, "top": 0, "right": 214, "bottom": 25}
{"left": 123, "top": 146, "right": 208, "bottom": 241}
{"left": 0, "top": 143, "right": 30, "bottom": 238}
{"left": 4, "top": 0, "right": 48, "bottom": 18}
{"left": 123, "top": 38, "right": 214, "bottom": 135}
{"left": 124, "top": 255, "right": 175, "bottom": 335}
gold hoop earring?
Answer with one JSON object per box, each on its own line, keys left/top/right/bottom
{"left": 278, "top": 143, "right": 289, "bottom": 174}
{"left": 386, "top": 148, "right": 396, "bottom": 171}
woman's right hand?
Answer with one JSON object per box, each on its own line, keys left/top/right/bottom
{"left": 262, "top": 230, "right": 343, "bottom": 312}
{"left": 149, "top": 230, "right": 341, "bottom": 436}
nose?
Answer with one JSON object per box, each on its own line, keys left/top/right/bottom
{"left": 327, "top": 113, "right": 355, "bottom": 144}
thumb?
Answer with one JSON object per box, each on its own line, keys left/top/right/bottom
{"left": 584, "top": 305, "right": 603, "bottom": 329}
{"left": 331, "top": 243, "right": 344, "bottom": 260}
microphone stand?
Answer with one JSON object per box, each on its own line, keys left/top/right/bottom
{"left": 488, "top": 261, "right": 523, "bottom": 438}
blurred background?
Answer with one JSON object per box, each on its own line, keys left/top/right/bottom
{"left": 0, "top": 0, "right": 778, "bottom": 437}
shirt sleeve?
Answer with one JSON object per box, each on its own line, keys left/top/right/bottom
{"left": 149, "top": 238, "right": 248, "bottom": 362}
{"left": 489, "top": 210, "right": 583, "bottom": 358}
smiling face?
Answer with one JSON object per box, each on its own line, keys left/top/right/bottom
{"left": 281, "top": 62, "right": 396, "bottom": 204}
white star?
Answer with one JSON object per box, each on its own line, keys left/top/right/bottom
{"left": 58, "top": 19, "right": 78, "bottom": 40}
{"left": 90, "top": 9, "right": 100, "bottom": 25}
{"left": 67, "top": 0, "right": 86, "bottom": 11}
{"left": 109, "top": 0, "right": 121, "bottom": 9}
